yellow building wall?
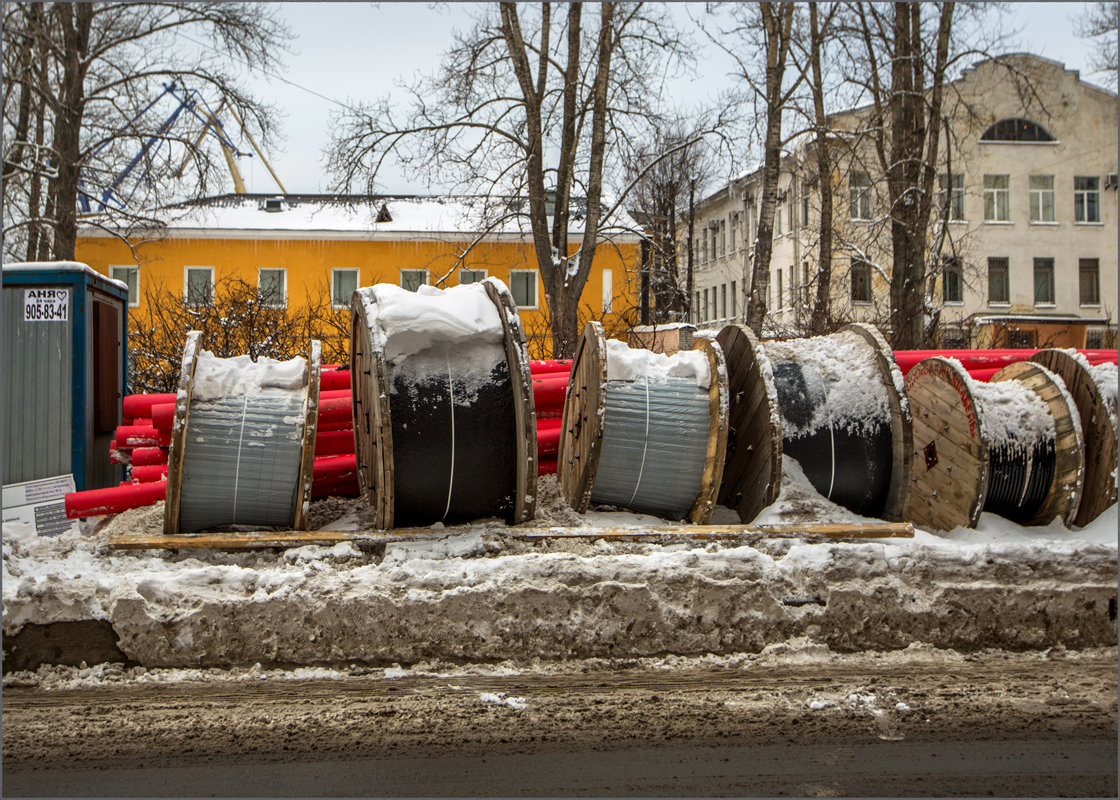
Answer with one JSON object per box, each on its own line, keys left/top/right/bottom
{"left": 76, "top": 234, "right": 639, "bottom": 359}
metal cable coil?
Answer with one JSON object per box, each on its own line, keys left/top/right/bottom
{"left": 590, "top": 377, "right": 710, "bottom": 520}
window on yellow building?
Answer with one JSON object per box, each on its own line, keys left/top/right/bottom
{"left": 459, "top": 268, "right": 486, "bottom": 284}
{"left": 510, "top": 270, "right": 537, "bottom": 308}
{"left": 258, "top": 268, "right": 287, "bottom": 308}
{"left": 602, "top": 269, "right": 612, "bottom": 313}
{"left": 185, "top": 266, "right": 214, "bottom": 306}
{"left": 401, "top": 269, "right": 428, "bottom": 291}
{"left": 331, "top": 268, "right": 358, "bottom": 308}
{"left": 851, "top": 259, "right": 871, "bottom": 304}
{"left": 110, "top": 265, "right": 139, "bottom": 307}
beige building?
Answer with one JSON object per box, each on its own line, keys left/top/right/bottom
{"left": 684, "top": 54, "right": 1118, "bottom": 348}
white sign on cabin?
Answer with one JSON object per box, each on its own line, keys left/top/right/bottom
{"left": 2, "top": 474, "right": 79, "bottom": 536}
{"left": 23, "top": 288, "right": 69, "bottom": 322}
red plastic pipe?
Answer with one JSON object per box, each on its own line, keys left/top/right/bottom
{"left": 313, "top": 454, "right": 357, "bottom": 484}
{"left": 315, "top": 429, "right": 355, "bottom": 457}
{"left": 320, "top": 369, "right": 351, "bottom": 392}
{"left": 116, "top": 425, "right": 160, "bottom": 449}
{"left": 538, "top": 458, "right": 557, "bottom": 476}
{"left": 316, "top": 420, "right": 354, "bottom": 433}
{"left": 966, "top": 367, "right": 1000, "bottom": 382}
{"left": 151, "top": 402, "right": 176, "bottom": 431}
{"left": 537, "top": 423, "right": 562, "bottom": 456}
{"left": 531, "top": 374, "right": 568, "bottom": 407}
{"left": 530, "top": 359, "right": 573, "bottom": 375}
{"left": 65, "top": 480, "right": 167, "bottom": 519}
{"left": 132, "top": 464, "right": 168, "bottom": 483}
{"left": 311, "top": 476, "right": 360, "bottom": 499}
{"left": 318, "top": 395, "right": 352, "bottom": 423}
{"left": 131, "top": 447, "right": 168, "bottom": 466}
{"left": 319, "top": 388, "right": 351, "bottom": 403}
{"left": 122, "top": 393, "right": 177, "bottom": 420}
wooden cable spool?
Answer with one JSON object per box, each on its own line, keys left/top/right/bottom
{"left": 905, "top": 356, "right": 1083, "bottom": 531}
{"left": 714, "top": 324, "right": 782, "bottom": 523}
{"left": 1029, "top": 349, "right": 1117, "bottom": 525}
{"left": 557, "top": 321, "right": 728, "bottom": 523}
{"left": 349, "top": 278, "right": 536, "bottom": 529}
{"left": 755, "top": 323, "right": 912, "bottom": 521}
{"left": 163, "top": 332, "right": 321, "bottom": 534}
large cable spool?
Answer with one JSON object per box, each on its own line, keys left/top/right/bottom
{"left": 349, "top": 278, "right": 536, "bottom": 529}
{"left": 905, "top": 356, "right": 1083, "bottom": 530}
{"left": 558, "top": 321, "right": 728, "bottom": 522}
{"left": 1029, "top": 349, "right": 1117, "bottom": 525}
{"left": 755, "top": 324, "right": 912, "bottom": 521}
{"left": 713, "top": 324, "right": 783, "bottom": 523}
{"left": 164, "top": 331, "right": 321, "bottom": 534}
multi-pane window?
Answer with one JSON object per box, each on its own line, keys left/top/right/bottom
{"left": 988, "top": 257, "right": 1010, "bottom": 304}
{"left": 801, "top": 262, "right": 810, "bottom": 306}
{"left": 110, "top": 265, "right": 139, "bottom": 307}
{"left": 850, "top": 259, "right": 871, "bottom": 303}
{"left": 185, "top": 266, "right": 214, "bottom": 306}
{"left": 776, "top": 270, "right": 783, "bottom": 309}
{"left": 703, "top": 288, "right": 709, "bottom": 321}
{"left": 602, "top": 269, "right": 613, "bottom": 312}
{"left": 719, "top": 219, "right": 726, "bottom": 256}
{"left": 721, "top": 283, "right": 727, "bottom": 318}
{"left": 459, "top": 268, "right": 486, "bottom": 284}
{"left": 331, "top": 268, "right": 358, "bottom": 308}
{"left": 983, "top": 174, "right": 1010, "bottom": 221}
{"left": 258, "top": 268, "right": 286, "bottom": 307}
{"left": 694, "top": 291, "right": 700, "bottom": 322}
{"left": 730, "top": 213, "right": 738, "bottom": 251}
{"left": 1074, "top": 177, "right": 1100, "bottom": 223}
{"left": 1033, "top": 257, "right": 1055, "bottom": 305}
{"left": 775, "top": 205, "right": 783, "bottom": 236}
{"left": 509, "top": 270, "right": 537, "bottom": 308}
{"left": 850, "top": 171, "right": 871, "bottom": 220}
{"left": 1086, "top": 327, "right": 1105, "bottom": 348}
{"left": 730, "top": 280, "right": 737, "bottom": 317}
{"left": 802, "top": 194, "right": 810, "bottom": 228}
{"left": 701, "top": 231, "right": 708, "bottom": 263}
{"left": 1029, "top": 175, "right": 1055, "bottom": 222}
{"left": 400, "top": 269, "right": 428, "bottom": 291}
{"left": 942, "top": 259, "right": 963, "bottom": 303}
{"left": 711, "top": 227, "right": 718, "bottom": 260}
{"left": 1079, "top": 258, "right": 1100, "bottom": 306}
{"left": 938, "top": 173, "right": 965, "bottom": 220}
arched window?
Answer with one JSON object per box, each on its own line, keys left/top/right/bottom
{"left": 980, "top": 118, "right": 1055, "bottom": 142}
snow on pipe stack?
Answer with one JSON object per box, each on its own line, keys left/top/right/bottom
{"left": 1028, "top": 349, "right": 1118, "bottom": 526}
{"left": 349, "top": 278, "right": 536, "bottom": 529}
{"left": 558, "top": 321, "right": 729, "bottom": 522}
{"left": 718, "top": 324, "right": 913, "bottom": 522}
{"left": 904, "top": 357, "right": 1084, "bottom": 532}
{"left": 164, "top": 331, "right": 322, "bottom": 534}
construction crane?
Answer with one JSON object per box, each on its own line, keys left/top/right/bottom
{"left": 78, "top": 81, "right": 286, "bottom": 213}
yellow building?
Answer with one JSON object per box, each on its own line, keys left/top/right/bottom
{"left": 76, "top": 193, "right": 641, "bottom": 359}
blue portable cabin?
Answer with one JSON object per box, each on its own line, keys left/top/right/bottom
{"left": 2, "top": 262, "right": 129, "bottom": 491}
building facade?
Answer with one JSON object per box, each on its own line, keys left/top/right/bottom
{"left": 684, "top": 54, "right": 1118, "bottom": 348}
{"left": 76, "top": 194, "right": 640, "bottom": 359}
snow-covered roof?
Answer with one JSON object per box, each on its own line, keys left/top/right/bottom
{"left": 78, "top": 194, "right": 643, "bottom": 241}
{"left": 2, "top": 260, "right": 129, "bottom": 291}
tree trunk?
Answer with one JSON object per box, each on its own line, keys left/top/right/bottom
{"left": 807, "top": 3, "right": 834, "bottom": 336}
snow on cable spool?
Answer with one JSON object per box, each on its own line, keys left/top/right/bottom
{"left": 163, "top": 331, "right": 322, "bottom": 534}
{"left": 904, "top": 356, "right": 1083, "bottom": 532}
{"left": 557, "top": 321, "right": 728, "bottom": 522}
{"left": 757, "top": 324, "right": 913, "bottom": 522}
{"left": 1028, "top": 349, "right": 1117, "bottom": 526}
{"left": 349, "top": 279, "right": 536, "bottom": 529}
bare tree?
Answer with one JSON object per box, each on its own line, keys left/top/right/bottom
{"left": 1076, "top": 1, "right": 1118, "bottom": 88}
{"left": 624, "top": 119, "right": 715, "bottom": 323}
{"left": 1, "top": 2, "right": 291, "bottom": 262}
{"left": 326, "top": 2, "right": 727, "bottom": 358}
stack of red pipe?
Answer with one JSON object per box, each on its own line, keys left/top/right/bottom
{"left": 66, "top": 361, "right": 575, "bottom": 519}
{"left": 893, "top": 348, "right": 1117, "bottom": 382}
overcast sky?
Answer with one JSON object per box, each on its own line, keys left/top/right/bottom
{"left": 220, "top": 2, "right": 1105, "bottom": 196}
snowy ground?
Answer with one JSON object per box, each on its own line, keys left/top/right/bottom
{"left": 3, "top": 458, "right": 1116, "bottom": 678}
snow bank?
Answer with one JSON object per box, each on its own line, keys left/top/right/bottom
{"left": 191, "top": 351, "right": 306, "bottom": 401}
{"left": 970, "top": 374, "right": 1055, "bottom": 449}
{"left": 605, "top": 338, "right": 710, "bottom": 388}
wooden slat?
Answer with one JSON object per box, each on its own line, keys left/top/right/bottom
{"left": 688, "top": 336, "right": 730, "bottom": 524}
{"left": 1030, "top": 349, "right": 1118, "bottom": 525}
{"left": 904, "top": 357, "right": 988, "bottom": 532}
{"left": 991, "top": 361, "right": 1084, "bottom": 527}
{"left": 350, "top": 291, "right": 394, "bottom": 529}
{"left": 714, "top": 324, "right": 782, "bottom": 524}
{"left": 163, "top": 331, "right": 202, "bottom": 535}
{"left": 107, "top": 521, "right": 915, "bottom": 551}
{"left": 292, "top": 341, "right": 321, "bottom": 531}
{"left": 558, "top": 322, "right": 607, "bottom": 513}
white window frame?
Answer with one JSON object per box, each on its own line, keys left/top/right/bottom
{"left": 938, "top": 173, "right": 966, "bottom": 221}
{"left": 850, "top": 259, "right": 872, "bottom": 305}
{"left": 601, "top": 268, "right": 613, "bottom": 313}
{"left": 458, "top": 268, "right": 487, "bottom": 285}
{"left": 776, "top": 270, "right": 784, "bottom": 310}
{"left": 942, "top": 260, "right": 964, "bottom": 305}
{"left": 850, "top": 171, "right": 871, "bottom": 221}
{"left": 1074, "top": 176, "right": 1101, "bottom": 224}
{"left": 110, "top": 265, "right": 139, "bottom": 308}
{"left": 987, "top": 257, "right": 1011, "bottom": 306}
{"left": 400, "top": 269, "right": 428, "bottom": 292}
{"left": 1079, "top": 258, "right": 1101, "bottom": 307}
{"left": 509, "top": 269, "right": 538, "bottom": 309}
{"left": 1033, "top": 257, "right": 1056, "bottom": 306}
{"left": 184, "top": 266, "right": 214, "bottom": 306}
{"left": 331, "top": 268, "right": 359, "bottom": 309}
{"left": 258, "top": 268, "right": 287, "bottom": 308}
{"left": 983, "top": 174, "right": 1011, "bottom": 222}
{"left": 1029, "top": 174, "right": 1056, "bottom": 223}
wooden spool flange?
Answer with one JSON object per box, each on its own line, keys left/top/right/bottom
{"left": 557, "top": 322, "right": 728, "bottom": 523}
{"left": 904, "top": 357, "right": 989, "bottom": 532}
{"left": 163, "top": 332, "right": 321, "bottom": 534}
{"left": 1029, "top": 349, "right": 1117, "bottom": 525}
{"left": 350, "top": 281, "right": 535, "bottom": 530}
{"left": 990, "top": 361, "right": 1084, "bottom": 527}
{"left": 714, "top": 324, "right": 782, "bottom": 523}
{"left": 840, "top": 323, "right": 914, "bottom": 522}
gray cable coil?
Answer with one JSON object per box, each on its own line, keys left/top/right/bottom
{"left": 590, "top": 377, "right": 710, "bottom": 520}
{"left": 179, "top": 389, "right": 305, "bottom": 531}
